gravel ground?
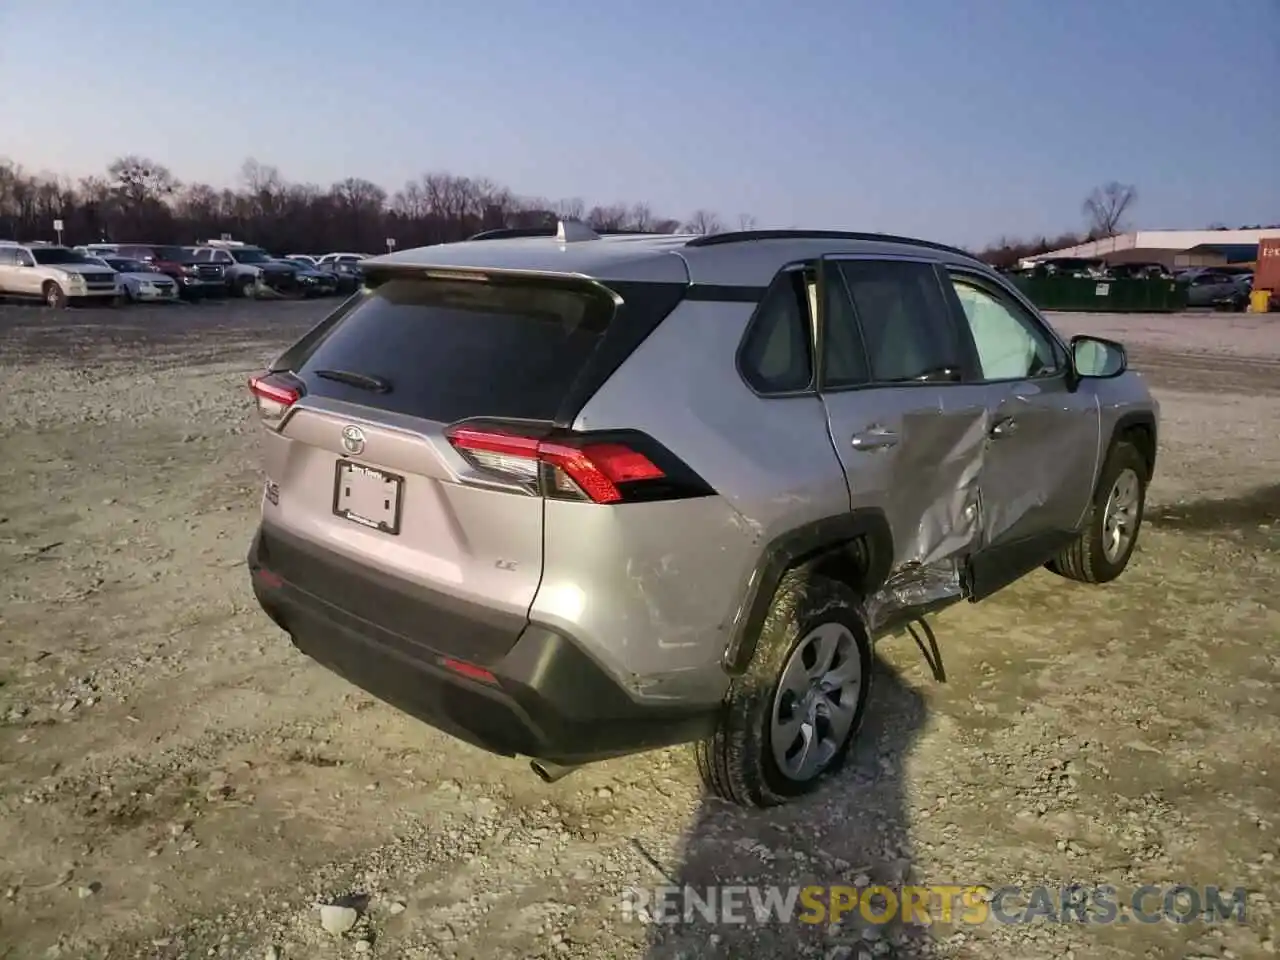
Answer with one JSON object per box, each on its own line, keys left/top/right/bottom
{"left": 0, "top": 301, "right": 1277, "bottom": 960}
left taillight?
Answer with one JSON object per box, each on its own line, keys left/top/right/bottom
{"left": 445, "top": 423, "right": 712, "bottom": 505}
{"left": 248, "top": 371, "right": 303, "bottom": 425}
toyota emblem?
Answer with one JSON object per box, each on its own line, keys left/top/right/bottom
{"left": 341, "top": 425, "right": 365, "bottom": 455}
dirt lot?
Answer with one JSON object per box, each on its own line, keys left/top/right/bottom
{"left": 0, "top": 302, "right": 1276, "bottom": 960}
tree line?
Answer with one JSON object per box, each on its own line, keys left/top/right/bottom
{"left": 9, "top": 160, "right": 1250, "bottom": 271}
{"left": 0, "top": 155, "right": 755, "bottom": 255}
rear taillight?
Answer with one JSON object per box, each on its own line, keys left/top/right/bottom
{"left": 249, "top": 371, "right": 303, "bottom": 425}
{"left": 445, "top": 424, "right": 709, "bottom": 504}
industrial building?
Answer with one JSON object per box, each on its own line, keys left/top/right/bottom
{"left": 1021, "top": 228, "right": 1280, "bottom": 271}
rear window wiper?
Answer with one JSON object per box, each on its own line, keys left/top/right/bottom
{"left": 314, "top": 369, "right": 392, "bottom": 393}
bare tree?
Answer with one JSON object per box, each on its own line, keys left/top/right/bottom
{"left": 629, "top": 202, "right": 654, "bottom": 232}
{"left": 107, "top": 155, "right": 177, "bottom": 207}
{"left": 684, "top": 209, "right": 723, "bottom": 235}
{"left": 737, "top": 213, "right": 758, "bottom": 231}
{"left": 554, "top": 197, "right": 586, "bottom": 221}
{"left": 586, "top": 203, "right": 628, "bottom": 231}
{"left": 1082, "top": 182, "right": 1137, "bottom": 238}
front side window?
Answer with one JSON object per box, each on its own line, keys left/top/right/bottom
{"left": 949, "top": 275, "right": 1061, "bottom": 381}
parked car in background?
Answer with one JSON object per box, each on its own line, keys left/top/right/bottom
{"left": 192, "top": 240, "right": 300, "bottom": 297}
{"left": 1182, "top": 269, "right": 1252, "bottom": 311}
{"left": 0, "top": 242, "right": 119, "bottom": 308}
{"left": 75, "top": 243, "right": 121, "bottom": 259}
{"left": 1107, "top": 262, "right": 1174, "bottom": 280}
{"left": 316, "top": 252, "right": 369, "bottom": 268}
{"left": 323, "top": 259, "right": 365, "bottom": 294}
{"left": 112, "top": 243, "right": 226, "bottom": 300}
{"left": 272, "top": 258, "right": 339, "bottom": 297}
{"left": 88, "top": 255, "right": 179, "bottom": 303}
{"left": 284, "top": 255, "right": 319, "bottom": 267}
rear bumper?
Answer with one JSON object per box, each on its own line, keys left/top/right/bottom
{"left": 247, "top": 525, "right": 717, "bottom": 765}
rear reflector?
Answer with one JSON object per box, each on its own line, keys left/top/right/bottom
{"left": 252, "top": 567, "right": 284, "bottom": 589}
{"left": 249, "top": 372, "right": 303, "bottom": 424}
{"left": 441, "top": 657, "right": 498, "bottom": 684}
{"left": 447, "top": 426, "right": 669, "bottom": 504}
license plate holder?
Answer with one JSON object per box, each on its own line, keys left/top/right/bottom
{"left": 333, "top": 460, "right": 403, "bottom": 535}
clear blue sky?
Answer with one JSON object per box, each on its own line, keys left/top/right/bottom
{"left": 1, "top": 0, "right": 1276, "bottom": 247}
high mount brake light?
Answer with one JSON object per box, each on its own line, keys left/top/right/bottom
{"left": 249, "top": 372, "right": 302, "bottom": 424}
{"left": 446, "top": 426, "right": 673, "bottom": 505}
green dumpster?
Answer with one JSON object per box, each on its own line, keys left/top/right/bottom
{"left": 1008, "top": 275, "right": 1187, "bottom": 313}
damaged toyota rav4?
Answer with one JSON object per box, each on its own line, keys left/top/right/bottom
{"left": 247, "top": 222, "right": 1159, "bottom": 808}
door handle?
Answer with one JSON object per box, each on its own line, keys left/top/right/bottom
{"left": 990, "top": 417, "right": 1018, "bottom": 439}
{"left": 851, "top": 426, "right": 900, "bottom": 451}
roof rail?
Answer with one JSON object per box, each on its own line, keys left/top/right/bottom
{"left": 683, "top": 229, "right": 975, "bottom": 259}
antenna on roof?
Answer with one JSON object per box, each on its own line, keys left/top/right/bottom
{"left": 555, "top": 219, "right": 599, "bottom": 243}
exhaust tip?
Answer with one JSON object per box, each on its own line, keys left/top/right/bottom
{"left": 530, "top": 759, "right": 577, "bottom": 783}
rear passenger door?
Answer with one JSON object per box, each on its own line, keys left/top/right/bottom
{"left": 816, "top": 256, "right": 990, "bottom": 572}
{"left": 941, "top": 268, "right": 1099, "bottom": 599}
{"left": 0, "top": 246, "right": 17, "bottom": 293}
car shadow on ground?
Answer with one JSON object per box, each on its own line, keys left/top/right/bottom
{"left": 1145, "top": 483, "right": 1280, "bottom": 532}
{"left": 643, "top": 653, "right": 931, "bottom": 959}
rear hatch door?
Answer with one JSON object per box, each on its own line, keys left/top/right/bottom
{"left": 259, "top": 272, "right": 622, "bottom": 664}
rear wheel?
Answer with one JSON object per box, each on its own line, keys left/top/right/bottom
{"left": 43, "top": 281, "right": 67, "bottom": 309}
{"left": 694, "top": 572, "right": 872, "bottom": 807}
{"left": 1047, "top": 441, "right": 1147, "bottom": 583}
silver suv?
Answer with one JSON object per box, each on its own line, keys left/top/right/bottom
{"left": 247, "top": 223, "right": 1159, "bottom": 808}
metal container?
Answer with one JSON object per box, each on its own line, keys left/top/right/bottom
{"left": 1252, "top": 238, "right": 1280, "bottom": 308}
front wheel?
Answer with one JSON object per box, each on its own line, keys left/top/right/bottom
{"left": 1047, "top": 441, "right": 1147, "bottom": 584}
{"left": 43, "top": 281, "right": 68, "bottom": 309}
{"left": 694, "top": 572, "right": 872, "bottom": 808}
{"left": 237, "top": 275, "right": 257, "bottom": 299}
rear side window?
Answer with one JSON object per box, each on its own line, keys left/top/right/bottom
{"left": 834, "top": 260, "right": 961, "bottom": 383}
{"left": 296, "top": 277, "right": 618, "bottom": 423}
{"left": 738, "top": 268, "right": 814, "bottom": 393}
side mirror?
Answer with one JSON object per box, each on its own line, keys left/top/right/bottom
{"left": 1070, "top": 335, "right": 1127, "bottom": 380}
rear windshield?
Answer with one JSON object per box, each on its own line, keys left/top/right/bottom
{"left": 296, "top": 276, "right": 617, "bottom": 423}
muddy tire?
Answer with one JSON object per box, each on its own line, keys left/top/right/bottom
{"left": 1047, "top": 441, "right": 1147, "bottom": 584}
{"left": 237, "top": 276, "right": 257, "bottom": 299}
{"left": 43, "top": 281, "right": 67, "bottom": 309}
{"left": 694, "top": 572, "right": 872, "bottom": 808}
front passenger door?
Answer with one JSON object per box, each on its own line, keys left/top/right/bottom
{"left": 13, "top": 248, "right": 40, "bottom": 296}
{"left": 943, "top": 269, "right": 1100, "bottom": 599}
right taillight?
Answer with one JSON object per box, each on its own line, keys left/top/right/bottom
{"left": 445, "top": 423, "right": 712, "bottom": 504}
{"left": 248, "top": 371, "right": 303, "bottom": 425}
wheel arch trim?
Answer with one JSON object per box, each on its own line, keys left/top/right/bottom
{"left": 721, "top": 509, "right": 894, "bottom": 675}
